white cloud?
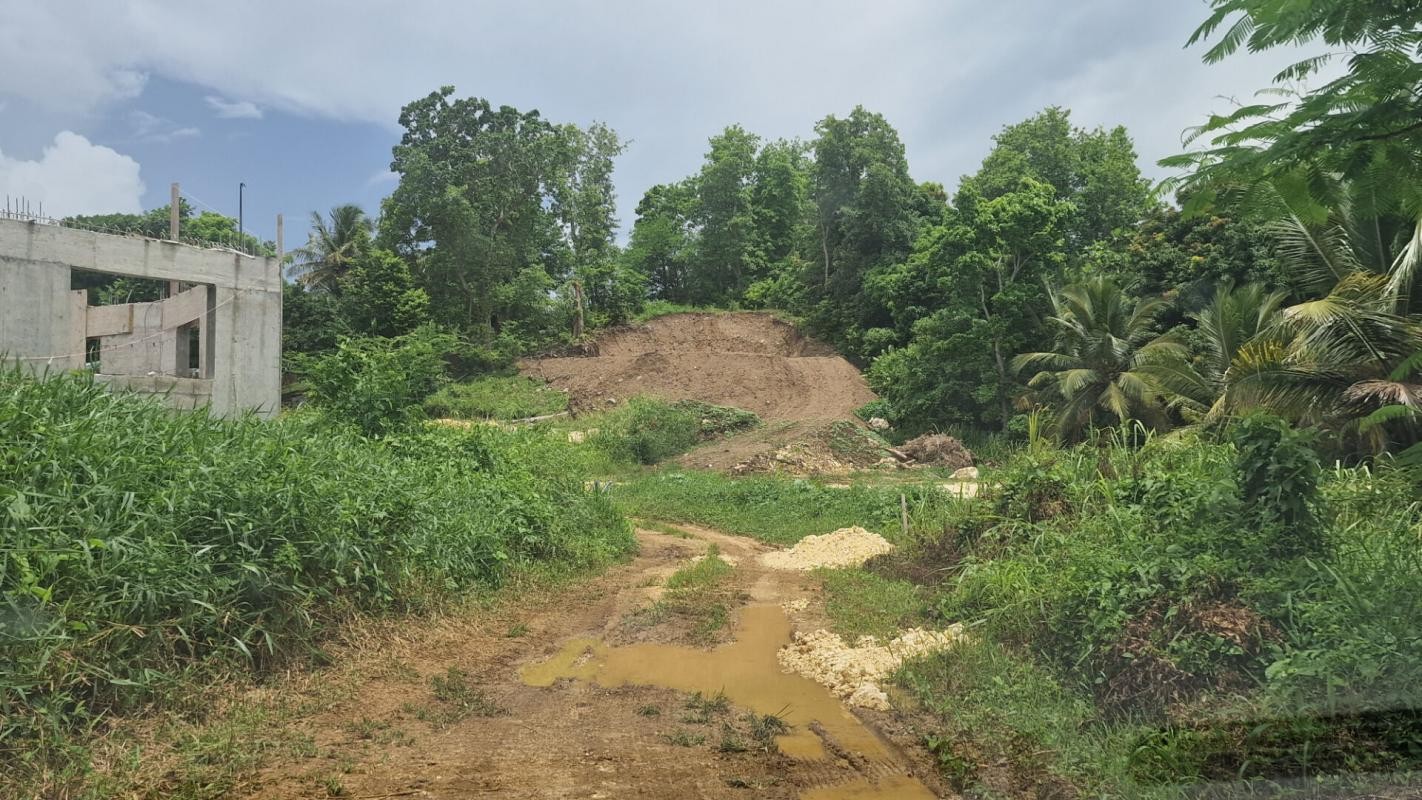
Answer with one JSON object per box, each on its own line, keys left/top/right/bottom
{"left": 128, "top": 110, "right": 201, "bottom": 143}
{"left": 0, "top": 131, "right": 145, "bottom": 217}
{"left": 205, "top": 95, "right": 262, "bottom": 119}
{"left": 0, "top": 1, "right": 1330, "bottom": 223}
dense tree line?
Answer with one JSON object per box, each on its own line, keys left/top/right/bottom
{"left": 102, "top": 0, "right": 1422, "bottom": 458}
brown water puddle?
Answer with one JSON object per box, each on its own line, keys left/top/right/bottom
{"left": 521, "top": 603, "right": 936, "bottom": 799}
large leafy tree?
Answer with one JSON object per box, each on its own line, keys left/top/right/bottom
{"left": 692, "top": 125, "right": 762, "bottom": 304}
{"left": 380, "top": 87, "right": 571, "bottom": 337}
{"left": 339, "top": 248, "right": 432, "bottom": 338}
{"left": 290, "top": 204, "right": 374, "bottom": 291}
{"left": 868, "top": 178, "right": 1074, "bottom": 430}
{"left": 1104, "top": 202, "right": 1287, "bottom": 315}
{"left": 551, "top": 122, "right": 641, "bottom": 325}
{"left": 1013, "top": 276, "right": 1180, "bottom": 439}
{"left": 623, "top": 182, "right": 698, "bottom": 303}
{"left": 970, "top": 107, "right": 1151, "bottom": 259}
{"left": 805, "top": 106, "right": 922, "bottom": 359}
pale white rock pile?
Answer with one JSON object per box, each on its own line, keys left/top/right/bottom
{"left": 759, "top": 527, "right": 894, "bottom": 571}
{"left": 778, "top": 625, "right": 966, "bottom": 711}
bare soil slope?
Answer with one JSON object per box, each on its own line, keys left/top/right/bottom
{"left": 522, "top": 313, "right": 876, "bottom": 423}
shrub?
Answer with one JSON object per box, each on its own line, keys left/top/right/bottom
{"left": 0, "top": 368, "right": 633, "bottom": 767}
{"left": 1231, "top": 411, "right": 1323, "bottom": 557}
{"left": 295, "top": 326, "right": 456, "bottom": 436}
{"left": 587, "top": 398, "right": 759, "bottom": 466}
{"left": 616, "top": 398, "right": 701, "bottom": 464}
{"left": 424, "top": 376, "right": 569, "bottom": 421}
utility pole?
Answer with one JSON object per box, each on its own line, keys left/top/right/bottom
{"left": 238, "top": 182, "right": 246, "bottom": 249}
{"left": 169, "top": 183, "right": 180, "bottom": 239}
{"left": 169, "top": 183, "right": 181, "bottom": 297}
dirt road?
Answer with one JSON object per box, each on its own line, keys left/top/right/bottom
{"left": 244, "top": 526, "right": 948, "bottom": 799}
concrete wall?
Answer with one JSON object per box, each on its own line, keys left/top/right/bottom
{"left": 0, "top": 218, "right": 281, "bottom": 418}
{"left": 94, "top": 374, "right": 214, "bottom": 411}
{"left": 0, "top": 259, "right": 84, "bottom": 372}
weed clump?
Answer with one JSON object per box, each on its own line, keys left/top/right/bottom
{"left": 424, "top": 375, "right": 568, "bottom": 421}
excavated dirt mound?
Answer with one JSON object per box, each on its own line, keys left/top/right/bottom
{"left": 522, "top": 313, "right": 876, "bottom": 422}
{"left": 901, "top": 433, "right": 975, "bottom": 469}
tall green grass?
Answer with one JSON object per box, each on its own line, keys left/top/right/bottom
{"left": 0, "top": 368, "right": 632, "bottom": 778}
{"left": 611, "top": 469, "right": 965, "bottom": 545}
{"left": 423, "top": 375, "right": 569, "bottom": 421}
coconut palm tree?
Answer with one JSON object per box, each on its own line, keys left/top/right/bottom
{"left": 1141, "top": 281, "right": 1288, "bottom": 421}
{"left": 289, "top": 204, "right": 374, "bottom": 291}
{"left": 1012, "top": 276, "right": 1184, "bottom": 440}
{"left": 1146, "top": 180, "right": 1422, "bottom": 439}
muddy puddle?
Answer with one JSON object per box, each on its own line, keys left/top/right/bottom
{"left": 521, "top": 602, "right": 936, "bottom": 799}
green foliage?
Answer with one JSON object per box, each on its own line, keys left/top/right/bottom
{"left": 295, "top": 327, "right": 455, "bottom": 436}
{"left": 869, "top": 177, "right": 1074, "bottom": 430}
{"left": 1103, "top": 203, "right": 1289, "bottom": 318}
{"left": 595, "top": 398, "right": 699, "bottom": 465}
{"left": 1168, "top": 0, "right": 1422, "bottom": 221}
{"left": 819, "top": 568, "right": 924, "bottom": 641}
{"left": 65, "top": 201, "right": 273, "bottom": 256}
{"left": 576, "top": 397, "right": 759, "bottom": 468}
{"left": 1013, "top": 276, "right": 1180, "bottom": 440}
{"left": 968, "top": 106, "right": 1150, "bottom": 256}
{"left": 423, "top": 376, "right": 568, "bottom": 421}
{"left": 611, "top": 470, "right": 959, "bottom": 545}
{"left": 289, "top": 205, "right": 374, "bottom": 290}
{"left": 380, "top": 87, "right": 641, "bottom": 345}
{"left": 1231, "top": 412, "right": 1322, "bottom": 556}
{"left": 902, "top": 434, "right": 1422, "bottom": 792}
{"left": 338, "top": 247, "right": 432, "bottom": 337}
{"left": 664, "top": 545, "right": 733, "bottom": 592}
{"left": 633, "top": 300, "right": 721, "bottom": 323}
{"left": 282, "top": 283, "right": 349, "bottom": 365}
{"left": 902, "top": 639, "right": 1128, "bottom": 797}
{"left": 0, "top": 368, "right": 632, "bottom": 771}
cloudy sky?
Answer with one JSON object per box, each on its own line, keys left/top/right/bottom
{"left": 0, "top": 1, "right": 1303, "bottom": 245}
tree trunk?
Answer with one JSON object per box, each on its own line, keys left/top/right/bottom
{"left": 992, "top": 338, "right": 1012, "bottom": 432}
{"left": 571, "top": 280, "right": 585, "bottom": 340}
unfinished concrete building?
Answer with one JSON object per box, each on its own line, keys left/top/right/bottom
{"left": 0, "top": 217, "right": 282, "bottom": 417}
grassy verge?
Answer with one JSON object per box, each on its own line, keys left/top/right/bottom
{"left": 544, "top": 396, "right": 760, "bottom": 476}
{"left": 423, "top": 374, "right": 569, "bottom": 421}
{"left": 610, "top": 468, "right": 967, "bottom": 545}
{"left": 0, "top": 368, "right": 633, "bottom": 794}
{"left": 899, "top": 639, "right": 1136, "bottom": 798}
{"left": 818, "top": 568, "right": 926, "bottom": 641}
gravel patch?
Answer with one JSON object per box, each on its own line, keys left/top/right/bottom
{"left": 759, "top": 527, "right": 894, "bottom": 571}
{"left": 777, "top": 626, "right": 966, "bottom": 711}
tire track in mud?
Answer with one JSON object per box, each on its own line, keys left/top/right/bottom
{"left": 242, "top": 525, "right": 947, "bottom": 799}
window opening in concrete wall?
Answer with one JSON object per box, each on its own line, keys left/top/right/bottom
{"left": 85, "top": 338, "right": 101, "bottom": 371}
{"left": 68, "top": 268, "right": 215, "bottom": 380}
{"left": 3, "top": 216, "right": 283, "bottom": 417}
